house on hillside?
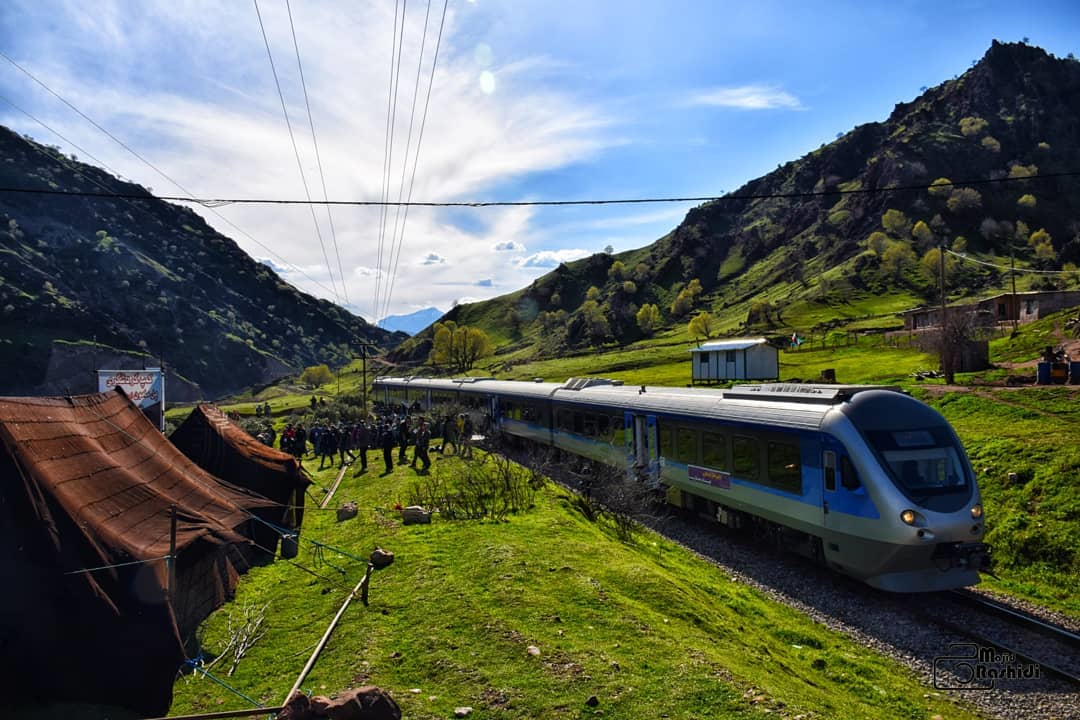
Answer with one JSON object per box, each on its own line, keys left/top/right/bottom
{"left": 170, "top": 403, "right": 310, "bottom": 550}
{"left": 899, "top": 290, "right": 1080, "bottom": 331}
{"left": 690, "top": 337, "right": 779, "bottom": 384}
{"left": 0, "top": 389, "right": 281, "bottom": 715}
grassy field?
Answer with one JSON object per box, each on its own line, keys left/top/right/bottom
{"left": 170, "top": 453, "right": 981, "bottom": 719}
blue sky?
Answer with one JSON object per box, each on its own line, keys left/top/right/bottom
{"left": 1, "top": 1, "right": 1077, "bottom": 322}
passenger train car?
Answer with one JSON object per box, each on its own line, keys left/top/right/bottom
{"left": 373, "top": 375, "right": 991, "bottom": 592}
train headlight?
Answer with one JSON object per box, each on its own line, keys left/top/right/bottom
{"left": 970, "top": 504, "right": 983, "bottom": 519}
{"left": 900, "top": 509, "right": 920, "bottom": 526}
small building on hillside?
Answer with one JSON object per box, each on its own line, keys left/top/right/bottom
{"left": 900, "top": 290, "right": 1080, "bottom": 331}
{"left": 690, "top": 337, "right": 779, "bottom": 384}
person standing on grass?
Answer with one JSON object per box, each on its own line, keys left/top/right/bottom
{"left": 461, "top": 414, "right": 474, "bottom": 458}
{"left": 380, "top": 422, "right": 395, "bottom": 474}
{"left": 397, "top": 415, "right": 411, "bottom": 464}
{"left": 353, "top": 421, "right": 370, "bottom": 474}
{"left": 414, "top": 418, "right": 431, "bottom": 472}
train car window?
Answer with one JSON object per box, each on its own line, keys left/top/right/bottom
{"left": 767, "top": 442, "right": 801, "bottom": 494}
{"left": 556, "top": 408, "right": 573, "bottom": 432}
{"left": 841, "top": 455, "right": 862, "bottom": 491}
{"left": 658, "top": 424, "right": 673, "bottom": 457}
{"left": 676, "top": 427, "right": 698, "bottom": 463}
{"left": 583, "top": 414, "right": 598, "bottom": 438}
{"left": 732, "top": 435, "right": 759, "bottom": 478}
{"left": 598, "top": 414, "right": 611, "bottom": 440}
{"left": 573, "top": 411, "right": 584, "bottom": 435}
{"left": 702, "top": 431, "right": 727, "bottom": 470}
{"left": 824, "top": 450, "right": 836, "bottom": 491}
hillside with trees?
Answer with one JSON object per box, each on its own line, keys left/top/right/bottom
{"left": 0, "top": 127, "right": 405, "bottom": 398}
{"left": 391, "top": 41, "right": 1080, "bottom": 367}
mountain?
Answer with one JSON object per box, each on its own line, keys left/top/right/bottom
{"left": 0, "top": 127, "right": 406, "bottom": 399}
{"left": 378, "top": 307, "right": 445, "bottom": 335}
{"left": 391, "top": 41, "right": 1080, "bottom": 365}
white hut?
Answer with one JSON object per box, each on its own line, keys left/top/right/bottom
{"left": 690, "top": 337, "right": 778, "bottom": 383}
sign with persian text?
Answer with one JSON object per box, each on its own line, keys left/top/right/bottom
{"left": 98, "top": 368, "right": 165, "bottom": 431}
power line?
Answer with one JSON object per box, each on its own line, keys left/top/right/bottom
{"left": 945, "top": 248, "right": 1076, "bottom": 275}
{"left": 381, "top": 0, "right": 449, "bottom": 322}
{"left": 3, "top": 170, "right": 1077, "bottom": 207}
{"left": 284, "top": 0, "right": 348, "bottom": 305}
{"left": 375, "top": 0, "right": 408, "bottom": 323}
{"left": 253, "top": 0, "right": 340, "bottom": 303}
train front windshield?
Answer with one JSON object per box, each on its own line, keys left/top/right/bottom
{"left": 866, "top": 428, "right": 971, "bottom": 506}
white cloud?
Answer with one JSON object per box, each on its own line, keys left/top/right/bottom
{"left": 520, "top": 248, "right": 591, "bottom": 268}
{"left": 689, "top": 84, "right": 804, "bottom": 110}
{"left": 2, "top": 0, "right": 620, "bottom": 319}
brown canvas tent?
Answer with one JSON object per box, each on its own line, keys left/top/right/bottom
{"left": 0, "top": 390, "right": 280, "bottom": 715}
{"left": 170, "top": 404, "right": 310, "bottom": 547}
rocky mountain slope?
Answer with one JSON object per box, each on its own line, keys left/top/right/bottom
{"left": 392, "top": 41, "right": 1080, "bottom": 364}
{"left": 0, "top": 127, "right": 404, "bottom": 399}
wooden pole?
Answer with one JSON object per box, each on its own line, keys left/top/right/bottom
{"left": 283, "top": 563, "right": 374, "bottom": 704}
{"left": 141, "top": 706, "right": 285, "bottom": 720}
{"left": 168, "top": 504, "right": 177, "bottom": 607}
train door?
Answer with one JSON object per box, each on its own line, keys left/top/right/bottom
{"left": 624, "top": 412, "right": 659, "bottom": 486}
{"left": 822, "top": 449, "right": 838, "bottom": 528}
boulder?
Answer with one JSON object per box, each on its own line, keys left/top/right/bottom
{"left": 337, "top": 501, "right": 359, "bottom": 522}
{"left": 401, "top": 505, "right": 431, "bottom": 525}
{"left": 325, "top": 686, "right": 401, "bottom": 720}
{"left": 370, "top": 547, "right": 395, "bottom": 568}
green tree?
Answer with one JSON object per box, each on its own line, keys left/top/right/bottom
{"left": 608, "top": 260, "right": 627, "bottom": 281}
{"left": 958, "top": 116, "right": 988, "bottom": 136}
{"left": 636, "top": 303, "right": 661, "bottom": 335}
{"left": 586, "top": 286, "right": 602, "bottom": 301}
{"left": 430, "top": 321, "right": 494, "bottom": 371}
{"left": 928, "top": 177, "right": 953, "bottom": 198}
{"left": 980, "top": 136, "right": 1001, "bottom": 153}
{"left": 882, "top": 241, "right": 917, "bottom": 281}
{"left": 1009, "top": 163, "right": 1038, "bottom": 179}
{"left": 920, "top": 247, "right": 957, "bottom": 283}
{"left": 866, "top": 231, "right": 890, "bottom": 255}
{"left": 579, "top": 300, "right": 610, "bottom": 342}
{"left": 1017, "top": 194, "right": 1037, "bottom": 210}
{"left": 687, "top": 311, "right": 715, "bottom": 342}
{"left": 946, "top": 187, "right": 982, "bottom": 213}
{"left": 621, "top": 280, "right": 637, "bottom": 295}
{"left": 882, "top": 209, "right": 911, "bottom": 238}
{"left": 299, "top": 364, "right": 334, "bottom": 388}
{"left": 911, "top": 220, "right": 934, "bottom": 251}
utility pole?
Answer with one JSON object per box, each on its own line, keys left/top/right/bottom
{"left": 939, "top": 243, "right": 953, "bottom": 384}
{"left": 1010, "top": 245, "right": 1018, "bottom": 335}
{"left": 357, "top": 342, "right": 377, "bottom": 416}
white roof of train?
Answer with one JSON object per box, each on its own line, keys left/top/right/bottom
{"left": 376, "top": 376, "right": 902, "bottom": 432}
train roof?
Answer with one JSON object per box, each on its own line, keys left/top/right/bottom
{"left": 375, "top": 376, "right": 904, "bottom": 432}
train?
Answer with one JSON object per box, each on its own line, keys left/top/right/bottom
{"left": 372, "top": 375, "right": 991, "bottom": 592}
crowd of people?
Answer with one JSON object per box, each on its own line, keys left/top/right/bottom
{"left": 253, "top": 400, "right": 483, "bottom": 476}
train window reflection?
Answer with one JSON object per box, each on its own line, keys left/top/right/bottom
{"left": 867, "top": 429, "right": 968, "bottom": 496}
{"left": 702, "top": 431, "right": 726, "bottom": 470}
{"left": 733, "top": 436, "right": 759, "bottom": 478}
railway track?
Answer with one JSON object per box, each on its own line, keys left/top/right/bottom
{"left": 936, "top": 589, "right": 1080, "bottom": 686}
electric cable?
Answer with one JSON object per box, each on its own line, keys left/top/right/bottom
{"left": 252, "top": 0, "right": 340, "bottom": 303}
{"left": 380, "top": 0, "right": 449, "bottom": 322}
{"left": 2, "top": 170, "right": 1076, "bottom": 207}
{"left": 375, "top": 0, "right": 408, "bottom": 323}
{"left": 284, "top": 0, "right": 348, "bottom": 305}
{"left": 944, "top": 247, "right": 1077, "bottom": 275}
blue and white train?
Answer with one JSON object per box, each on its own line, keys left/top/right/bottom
{"left": 373, "top": 376, "right": 991, "bottom": 592}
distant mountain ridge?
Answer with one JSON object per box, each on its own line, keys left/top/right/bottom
{"left": 391, "top": 40, "right": 1080, "bottom": 365}
{"left": 379, "top": 307, "right": 445, "bottom": 335}
{"left": 0, "top": 127, "right": 406, "bottom": 398}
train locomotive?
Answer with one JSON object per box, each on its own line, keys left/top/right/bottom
{"left": 373, "top": 376, "right": 991, "bottom": 592}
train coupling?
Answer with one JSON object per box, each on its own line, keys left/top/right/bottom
{"left": 933, "top": 541, "right": 993, "bottom": 573}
